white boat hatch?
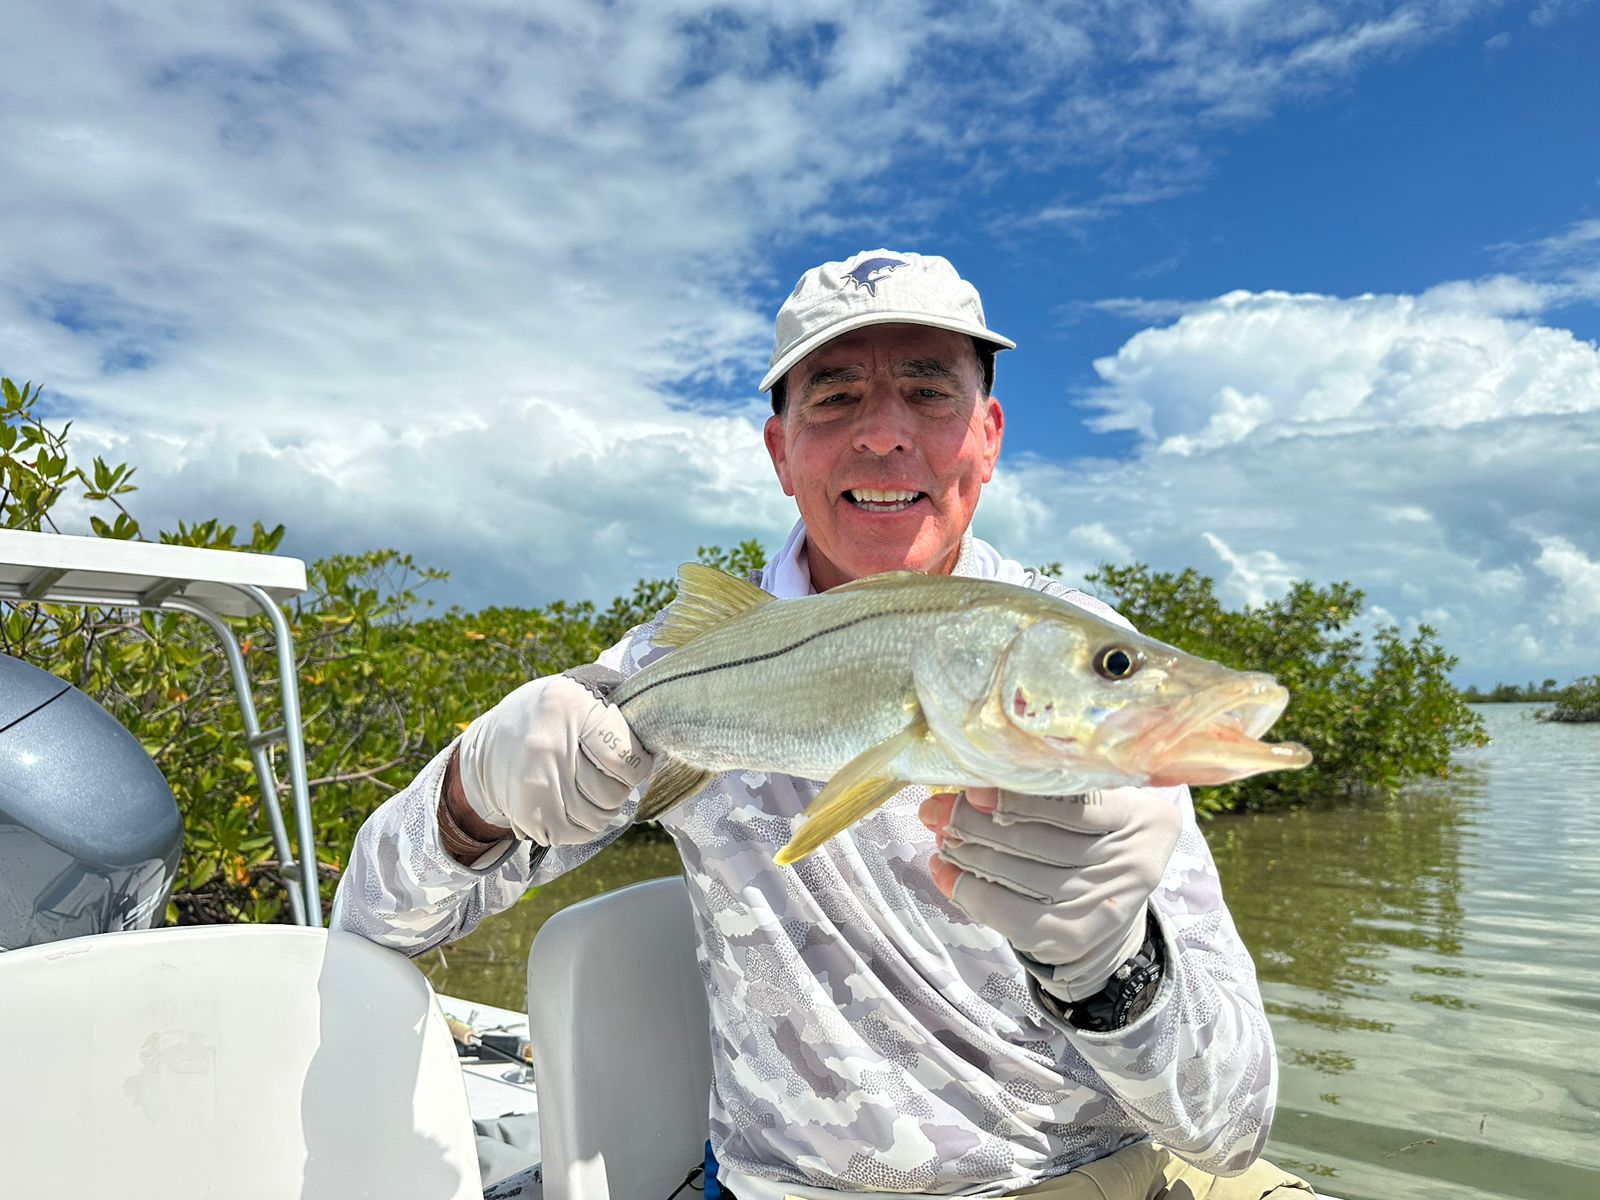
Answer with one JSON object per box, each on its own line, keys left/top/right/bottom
{"left": 0, "top": 924, "right": 482, "bottom": 1198}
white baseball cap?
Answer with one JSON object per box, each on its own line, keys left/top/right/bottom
{"left": 759, "top": 249, "right": 1016, "bottom": 394}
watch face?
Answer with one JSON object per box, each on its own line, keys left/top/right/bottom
{"left": 1112, "top": 964, "right": 1160, "bottom": 1026}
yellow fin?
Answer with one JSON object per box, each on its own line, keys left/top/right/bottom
{"left": 655, "top": 563, "right": 774, "bottom": 649}
{"left": 775, "top": 776, "right": 908, "bottom": 866}
{"left": 637, "top": 755, "right": 716, "bottom": 821}
{"left": 775, "top": 714, "right": 927, "bottom": 866}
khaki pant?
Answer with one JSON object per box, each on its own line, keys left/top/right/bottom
{"left": 770, "top": 1141, "right": 1314, "bottom": 1200}
{"left": 1008, "top": 1142, "right": 1314, "bottom": 1200}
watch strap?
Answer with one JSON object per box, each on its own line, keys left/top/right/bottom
{"left": 1041, "top": 914, "right": 1166, "bottom": 1033}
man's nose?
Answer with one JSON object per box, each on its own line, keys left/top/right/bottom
{"left": 851, "top": 389, "right": 913, "bottom": 456}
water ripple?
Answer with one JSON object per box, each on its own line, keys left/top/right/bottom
{"left": 1215, "top": 705, "right": 1600, "bottom": 1200}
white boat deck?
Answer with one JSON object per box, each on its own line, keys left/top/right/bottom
{"left": 438, "top": 992, "right": 540, "bottom": 1121}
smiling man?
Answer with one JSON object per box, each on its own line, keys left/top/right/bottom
{"left": 763, "top": 317, "right": 1002, "bottom": 589}
{"left": 333, "top": 251, "right": 1312, "bottom": 1200}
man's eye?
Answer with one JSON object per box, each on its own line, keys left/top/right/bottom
{"left": 913, "top": 388, "right": 946, "bottom": 399}
{"left": 816, "top": 393, "right": 852, "bottom": 406}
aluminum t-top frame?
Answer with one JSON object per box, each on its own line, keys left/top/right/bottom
{"left": 0, "top": 528, "right": 321, "bottom": 925}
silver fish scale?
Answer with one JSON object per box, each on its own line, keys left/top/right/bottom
{"left": 612, "top": 576, "right": 1080, "bottom": 784}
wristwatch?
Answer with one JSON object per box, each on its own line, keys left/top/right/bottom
{"left": 1053, "top": 915, "right": 1166, "bottom": 1033}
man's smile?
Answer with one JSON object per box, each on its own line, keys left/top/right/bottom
{"left": 843, "top": 487, "right": 927, "bottom": 514}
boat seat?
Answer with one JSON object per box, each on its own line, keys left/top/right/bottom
{"left": 0, "top": 924, "right": 481, "bottom": 1199}
{"left": 525, "top": 875, "right": 713, "bottom": 1200}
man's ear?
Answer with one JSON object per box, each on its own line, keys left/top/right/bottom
{"left": 764, "top": 413, "right": 796, "bottom": 497}
{"left": 980, "top": 395, "right": 1004, "bottom": 483}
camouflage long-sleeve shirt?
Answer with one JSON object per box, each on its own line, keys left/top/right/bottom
{"left": 331, "top": 526, "right": 1278, "bottom": 1198}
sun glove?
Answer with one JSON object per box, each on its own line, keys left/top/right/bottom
{"left": 456, "top": 666, "right": 655, "bottom": 848}
{"left": 933, "top": 786, "right": 1183, "bottom": 1003}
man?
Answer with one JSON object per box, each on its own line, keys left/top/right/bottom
{"left": 333, "top": 250, "right": 1310, "bottom": 1200}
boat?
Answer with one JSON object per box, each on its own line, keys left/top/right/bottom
{"left": 0, "top": 530, "right": 1336, "bottom": 1200}
{"left": 0, "top": 529, "right": 718, "bottom": 1200}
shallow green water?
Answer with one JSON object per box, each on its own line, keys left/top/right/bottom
{"left": 1219, "top": 705, "right": 1600, "bottom": 1199}
{"left": 422, "top": 704, "right": 1600, "bottom": 1199}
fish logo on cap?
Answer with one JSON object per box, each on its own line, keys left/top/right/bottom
{"left": 843, "top": 256, "right": 906, "bottom": 297}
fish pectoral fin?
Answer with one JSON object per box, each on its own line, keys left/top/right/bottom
{"left": 775, "top": 715, "right": 927, "bottom": 866}
{"left": 655, "top": 563, "right": 775, "bottom": 649}
{"left": 636, "top": 755, "right": 715, "bottom": 821}
{"left": 774, "top": 775, "right": 910, "bottom": 867}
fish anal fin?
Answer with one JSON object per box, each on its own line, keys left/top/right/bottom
{"left": 656, "top": 563, "right": 774, "bottom": 649}
{"left": 636, "top": 755, "right": 715, "bottom": 821}
{"left": 775, "top": 714, "right": 927, "bottom": 866}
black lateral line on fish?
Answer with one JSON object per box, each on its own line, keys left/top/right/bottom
{"left": 616, "top": 606, "right": 928, "bottom": 705}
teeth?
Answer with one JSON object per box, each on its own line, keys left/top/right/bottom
{"left": 850, "top": 489, "right": 919, "bottom": 503}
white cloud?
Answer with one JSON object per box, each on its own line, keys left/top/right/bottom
{"left": 985, "top": 281, "right": 1600, "bottom": 684}
{"left": 1200, "top": 532, "right": 1300, "bottom": 609}
{"left": 0, "top": 0, "right": 1503, "bottom": 605}
{"left": 1530, "top": 0, "right": 1592, "bottom": 28}
{"left": 1489, "top": 218, "right": 1600, "bottom": 305}
{"left": 1, "top": 0, "right": 1581, "bottom": 692}
{"left": 2, "top": 1, "right": 970, "bottom": 604}
{"left": 1533, "top": 536, "right": 1600, "bottom": 629}
{"left": 1378, "top": 504, "right": 1433, "bottom": 524}
{"left": 1068, "top": 522, "right": 1128, "bottom": 559}
{"left": 1080, "top": 297, "right": 1203, "bottom": 324}
{"left": 1084, "top": 281, "right": 1600, "bottom": 451}
{"left": 1538, "top": 218, "right": 1600, "bottom": 256}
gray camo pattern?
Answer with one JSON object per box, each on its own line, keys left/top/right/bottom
{"left": 332, "top": 547, "right": 1278, "bottom": 1196}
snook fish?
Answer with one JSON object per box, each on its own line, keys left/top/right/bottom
{"left": 612, "top": 564, "right": 1312, "bottom": 865}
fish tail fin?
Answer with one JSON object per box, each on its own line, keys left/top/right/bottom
{"left": 636, "top": 755, "right": 716, "bottom": 821}
{"left": 655, "top": 563, "right": 774, "bottom": 649}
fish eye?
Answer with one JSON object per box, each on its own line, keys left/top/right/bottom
{"left": 1094, "top": 645, "right": 1141, "bottom": 681}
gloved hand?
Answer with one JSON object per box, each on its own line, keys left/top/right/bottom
{"left": 456, "top": 666, "right": 655, "bottom": 847}
{"left": 919, "top": 787, "right": 1182, "bottom": 1002}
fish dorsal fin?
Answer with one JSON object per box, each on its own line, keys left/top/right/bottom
{"left": 655, "top": 562, "right": 775, "bottom": 648}
{"left": 823, "top": 570, "right": 929, "bottom": 595}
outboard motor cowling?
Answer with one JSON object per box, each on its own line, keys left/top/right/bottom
{"left": 0, "top": 652, "right": 182, "bottom": 950}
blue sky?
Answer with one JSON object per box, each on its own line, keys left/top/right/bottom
{"left": 1, "top": 0, "right": 1597, "bottom": 687}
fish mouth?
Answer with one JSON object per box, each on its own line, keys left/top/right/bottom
{"left": 1114, "top": 674, "right": 1313, "bottom": 787}
{"left": 843, "top": 487, "right": 926, "bottom": 514}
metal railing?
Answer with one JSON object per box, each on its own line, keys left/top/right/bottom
{"left": 0, "top": 530, "right": 320, "bottom": 924}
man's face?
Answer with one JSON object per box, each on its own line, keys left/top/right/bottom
{"left": 762, "top": 323, "right": 1004, "bottom": 591}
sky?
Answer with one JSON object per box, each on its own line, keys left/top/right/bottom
{"left": 1, "top": 0, "right": 1596, "bottom": 688}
